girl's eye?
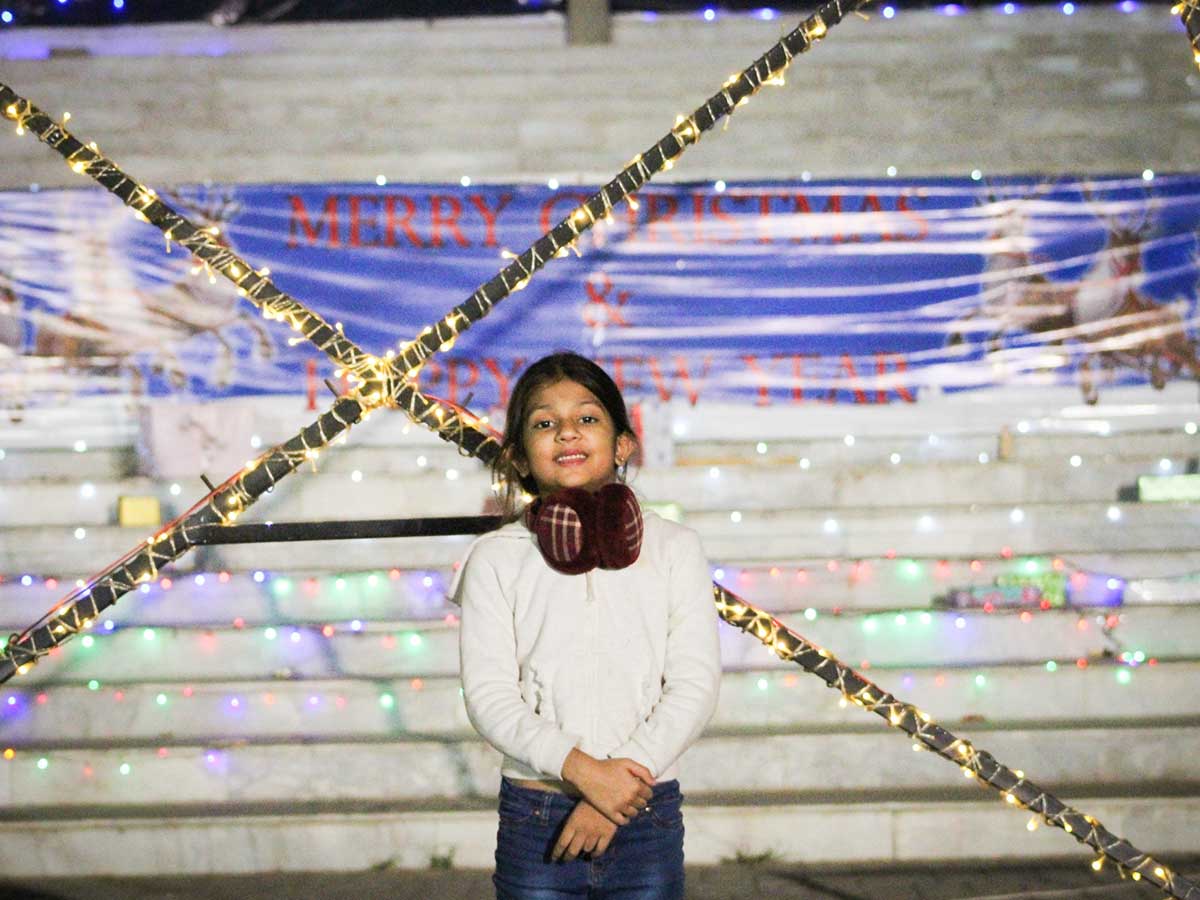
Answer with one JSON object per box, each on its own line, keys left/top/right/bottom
{"left": 531, "top": 419, "right": 554, "bottom": 430}
{"left": 580, "top": 415, "right": 598, "bottom": 424}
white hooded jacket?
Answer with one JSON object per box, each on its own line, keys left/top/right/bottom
{"left": 454, "top": 508, "right": 722, "bottom": 783}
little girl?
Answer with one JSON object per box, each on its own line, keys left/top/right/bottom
{"left": 454, "top": 352, "right": 722, "bottom": 900}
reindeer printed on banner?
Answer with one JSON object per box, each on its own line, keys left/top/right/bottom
{"left": 946, "top": 181, "right": 1200, "bottom": 403}
{"left": 1, "top": 187, "right": 274, "bottom": 393}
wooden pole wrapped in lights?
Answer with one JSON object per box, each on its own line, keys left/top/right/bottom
{"left": 1, "top": 396, "right": 366, "bottom": 677}
{"left": 3, "top": 2, "right": 1199, "bottom": 896}
{"left": 1177, "top": 0, "right": 1200, "bottom": 70}
{"left": 713, "top": 587, "right": 1200, "bottom": 898}
{"left": 381, "top": 0, "right": 856, "bottom": 386}
{"left": 0, "top": 0, "right": 864, "bottom": 676}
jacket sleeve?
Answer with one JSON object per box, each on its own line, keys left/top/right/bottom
{"left": 456, "top": 542, "right": 583, "bottom": 779}
{"left": 607, "top": 528, "right": 722, "bottom": 778}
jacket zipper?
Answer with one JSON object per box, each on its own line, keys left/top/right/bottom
{"left": 586, "top": 570, "right": 598, "bottom": 751}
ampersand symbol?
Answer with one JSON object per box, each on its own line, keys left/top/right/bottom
{"left": 583, "top": 272, "right": 632, "bottom": 329}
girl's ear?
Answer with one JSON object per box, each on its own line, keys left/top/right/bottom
{"left": 500, "top": 443, "right": 529, "bottom": 478}
{"left": 511, "top": 447, "right": 530, "bottom": 478}
{"left": 615, "top": 432, "right": 637, "bottom": 467}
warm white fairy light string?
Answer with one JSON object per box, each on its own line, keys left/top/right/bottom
{"left": 0, "top": 80, "right": 501, "bottom": 682}
{"left": 1178, "top": 0, "right": 1200, "bottom": 69}
{"left": 382, "top": 2, "right": 847, "bottom": 383}
{"left": 3, "top": 3, "right": 1199, "bottom": 895}
{"left": 0, "top": 0, "right": 862, "bottom": 683}
{"left": 713, "top": 586, "right": 1199, "bottom": 896}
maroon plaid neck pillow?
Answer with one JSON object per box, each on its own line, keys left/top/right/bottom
{"left": 525, "top": 483, "right": 644, "bottom": 575}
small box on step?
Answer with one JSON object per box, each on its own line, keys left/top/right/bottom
{"left": 117, "top": 495, "right": 162, "bottom": 528}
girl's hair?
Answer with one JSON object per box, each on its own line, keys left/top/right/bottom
{"left": 492, "top": 352, "right": 637, "bottom": 522}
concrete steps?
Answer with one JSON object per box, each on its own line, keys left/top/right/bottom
{"left": 3, "top": 550, "right": 1195, "bottom": 624}
{"left": 0, "top": 795, "right": 1194, "bottom": 875}
{"left": 0, "top": 453, "right": 1190, "bottom": 527}
{"left": 2, "top": 5, "right": 1191, "bottom": 186}
{"left": 2, "top": 605, "right": 1195, "bottom": 684}
{"left": 674, "top": 429, "right": 1200, "bottom": 469}
{"left": 1, "top": 398, "right": 1195, "bottom": 878}
{"left": 2, "top": 725, "right": 1198, "bottom": 810}
{"left": 5, "top": 498, "right": 1198, "bottom": 573}
{"left": 5, "top": 664, "right": 1197, "bottom": 745}
{"left": 0, "top": 389, "right": 1194, "bottom": 472}
{"left": 3, "top": 427, "right": 1196, "bottom": 486}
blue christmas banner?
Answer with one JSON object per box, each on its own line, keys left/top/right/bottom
{"left": 1, "top": 175, "right": 1197, "bottom": 409}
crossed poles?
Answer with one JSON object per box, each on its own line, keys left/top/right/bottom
{"left": 2, "top": 2, "right": 1197, "bottom": 894}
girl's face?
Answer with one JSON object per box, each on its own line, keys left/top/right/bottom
{"left": 516, "top": 378, "right": 636, "bottom": 497}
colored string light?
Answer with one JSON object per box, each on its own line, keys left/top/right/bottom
{"left": 3, "top": 2, "right": 1199, "bottom": 893}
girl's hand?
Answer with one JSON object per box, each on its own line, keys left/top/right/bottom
{"left": 552, "top": 800, "right": 618, "bottom": 862}
{"left": 561, "top": 748, "right": 654, "bottom": 825}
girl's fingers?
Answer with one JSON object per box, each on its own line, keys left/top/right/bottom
{"left": 552, "top": 835, "right": 569, "bottom": 861}
{"left": 568, "top": 834, "right": 587, "bottom": 861}
{"left": 559, "top": 835, "right": 578, "bottom": 864}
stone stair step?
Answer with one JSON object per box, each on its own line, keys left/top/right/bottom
{"left": 0, "top": 447, "right": 137, "bottom": 483}
{"left": 3, "top": 452, "right": 1192, "bottom": 527}
{"left": 3, "top": 550, "right": 1193, "bottom": 625}
{"left": 675, "top": 428, "right": 1200, "bottom": 468}
{"left": 0, "top": 794, "right": 1193, "bottom": 875}
{"left": 1, "top": 725, "right": 1197, "bottom": 809}
{"left": 6, "top": 497, "right": 1198, "bottom": 573}
{"left": 6, "top": 603, "right": 1192, "bottom": 682}
{"left": 6, "top": 663, "right": 1197, "bottom": 744}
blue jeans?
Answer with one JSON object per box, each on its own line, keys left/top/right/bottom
{"left": 493, "top": 777, "right": 685, "bottom": 900}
